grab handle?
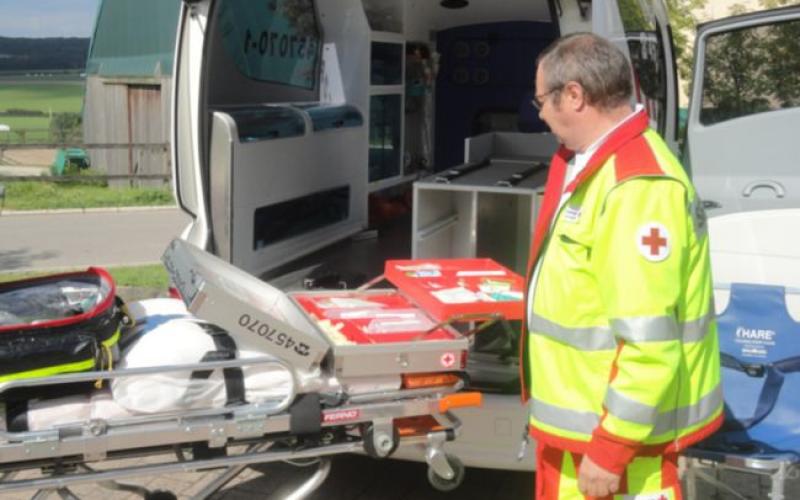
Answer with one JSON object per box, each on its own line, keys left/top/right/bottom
{"left": 743, "top": 180, "right": 785, "bottom": 198}
{"left": 438, "top": 392, "right": 483, "bottom": 413}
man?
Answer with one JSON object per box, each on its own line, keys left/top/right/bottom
{"left": 521, "top": 33, "right": 723, "bottom": 499}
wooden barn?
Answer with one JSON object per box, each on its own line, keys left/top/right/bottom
{"left": 82, "top": 0, "right": 180, "bottom": 186}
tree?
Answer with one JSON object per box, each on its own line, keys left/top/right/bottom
{"left": 697, "top": 0, "right": 800, "bottom": 124}
{"left": 666, "top": 0, "right": 708, "bottom": 95}
{"left": 49, "top": 112, "right": 82, "bottom": 144}
{"left": 758, "top": 0, "right": 800, "bottom": 107}
{"left": 281, "top": 0, "right": 318, "bottom": 38}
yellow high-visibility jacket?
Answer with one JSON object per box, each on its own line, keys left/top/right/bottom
{"left": 521, "top": 110, "right": 723, "bottom": 474}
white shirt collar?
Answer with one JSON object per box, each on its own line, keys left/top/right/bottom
{"left": 564, "top": 104, "right": 644, "bottom": 188}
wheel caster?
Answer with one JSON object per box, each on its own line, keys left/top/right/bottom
{"left": 144, "top": 490, "right": 177, "bottom": 500}
{"left": 361, "top": 423, "right": 399, "bottom": 459}
{"left": 427, "top": 454, "right": 465, "bottom": 492}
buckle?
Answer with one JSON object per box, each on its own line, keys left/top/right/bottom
{"left": 743, "top": 363, "right": 765, "bottom": 377}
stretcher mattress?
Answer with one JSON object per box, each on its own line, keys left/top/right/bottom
{"left": 7, "top": 298, "right": 294, "bottom": 430}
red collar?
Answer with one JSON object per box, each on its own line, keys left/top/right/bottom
{"left": 563, "top": 109, "right": 651, "bottom": 194}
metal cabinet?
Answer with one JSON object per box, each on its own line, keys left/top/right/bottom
{"left": 412, "top": 131, "right": 557, "bottom": 275}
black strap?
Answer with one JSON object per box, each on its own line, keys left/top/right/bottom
{"left": 191, "top": 325, "right": 246, "bottom": 407}
{"left": 495, "top": 162, "right": 546, "bottom": 187}
{"left": 434, "top": 159, "right": 490, "bottom": 183}
{"left": 720, "top": 353, "right": 800, "bottom": 430}
{"left": 289, "top": 393, "right": 322, "bottom": 435}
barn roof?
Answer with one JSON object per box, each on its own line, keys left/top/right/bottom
{"left": 86, "top": 0, "right": 180, "bottom": 77}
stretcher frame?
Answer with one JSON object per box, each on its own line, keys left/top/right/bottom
{"left": 683, "top": 450, "right": 799, "bottom": 500}
{"left": 0, "top": 356, "right": 476, "bottom": 499}
{"left": 682, "top": 282, "right": 800, "bottom": 500}
{"left": 0, "top": 239, "right": 487, "bottom": 498}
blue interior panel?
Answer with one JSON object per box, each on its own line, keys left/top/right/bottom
{"left": 434, "top": 21, "right": 558, "bottom": 170}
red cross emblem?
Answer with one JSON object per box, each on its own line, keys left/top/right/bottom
{"left": 440, "top": 352, "right": 456, "bottom": 368}
{"left": 637, "top": 223, "right": 670, "bottom": 262}
{"left": 642, "top": 227, "right": 667, "bottom": 256}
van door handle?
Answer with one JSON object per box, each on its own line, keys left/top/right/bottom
{"left": 743, "top": 180, "right": 785, "bottom": 198}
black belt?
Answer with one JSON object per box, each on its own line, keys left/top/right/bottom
{"left": 191, "top": 324, "right": 246, "bottom": 407}
{"left": 720, "top": 352, "right": 800, "bottom": 430}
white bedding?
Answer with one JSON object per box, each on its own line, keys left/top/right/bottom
{"left": 24, "top": 298, "right": 293, "bottom": 430}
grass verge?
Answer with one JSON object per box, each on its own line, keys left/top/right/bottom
{"left": 0, "top": 264, "right": 170, "bottom": 289}
{"left": 0, "top": 180, "right": 174, "bottom": 211}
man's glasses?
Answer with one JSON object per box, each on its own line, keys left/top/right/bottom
{"left": 531, "top": 88, "right": 561, "bottom": 110}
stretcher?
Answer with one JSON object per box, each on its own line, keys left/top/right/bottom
{"left": 684, "top": 283, "right": 800, "bottom": 500}
{"left": 0, "top": 239, "right": 528, "bottom": 499}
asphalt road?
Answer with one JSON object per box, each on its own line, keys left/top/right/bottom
{"left": 0, "top": 207, "right": 190, "bottom": 272}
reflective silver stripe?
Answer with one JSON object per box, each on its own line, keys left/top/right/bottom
{"left": 611, "top": 316, "right": 680, "bottom": 343}
{"left": 529, "top": 314, "right": 616, "bottom": 351}
{"left": 682, "top": 311, "right": 714, "bottom": 343}
{"left": 529, "top": 398, "right": 599, "bottom": 435}
{"left": 612, "top": 312, "right": 714, "bottom": 344}
{"left": 604, "top": 388, "right": 658, "bottom": 425}
{"left": 606, "top": 385, "right": 722, "bottom": 433}
{"left": 530, "top": 310, "right": 713, "bottom": 351}
{"left": 529, "top": 384, "right": 722, "bottom": 437}
{"left": 620, "top": 493, "right": 672, "bottom": 500}
{"left": 653, "top": 384, "right": 723, "bottom": 436}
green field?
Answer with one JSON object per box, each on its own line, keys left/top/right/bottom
{"left": 0, "top": 81, "right": 84, "bottom": 114}
{"left": 0, "top": 78, "right": 84, "bottom": 143}
{"left": 0, "top": 115, "right": 50, "bottom": 142}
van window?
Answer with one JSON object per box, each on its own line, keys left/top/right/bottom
{"left": 253, "top": 186, "right": 350, "bottom": 249}
{"left": 369, "top": 94, "right": 402, "bottom": 182}
{"left": 618, "top": 0, "right": 668, "bottom": 133}
{"left": 700, "top": 18, "right": 800, "bottom": 126}
{"left": 217, "top": 0, "right": 320, "bottom": 90}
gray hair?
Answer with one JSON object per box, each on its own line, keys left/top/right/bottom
{"left": 537, "top": 33, "right": 633, "bottom": 109}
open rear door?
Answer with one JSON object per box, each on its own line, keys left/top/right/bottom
{"left": 687, "top": 6, "right": 800, "bottom": 216}
{"left": 172, "top": 1, "right": 212, "bottom": 249}
{"left": 592, "top": 0, "right": 679, "bottom": 149}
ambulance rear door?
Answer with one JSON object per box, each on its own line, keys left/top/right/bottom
{"left": 686, "top": 5, "right": 800, "bottom": 216}
{"left": 592, "top": 0, "right": 679, "bottom": 150}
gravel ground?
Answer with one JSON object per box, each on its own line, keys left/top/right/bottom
{"left": 0, "top": 148, "right": 55, "bottom": 167}
{"left": 1, "top": 453, "right": 797, "bottom": 499}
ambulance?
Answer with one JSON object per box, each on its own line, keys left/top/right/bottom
{"left": 170, "top": 0, "right": 800, "bottom": 472}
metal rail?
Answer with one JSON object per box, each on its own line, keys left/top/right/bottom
{"left": 0, "top": 143, "right": 169, "bottom": 151}
{"left": 0, "top": 174, "right": 171, "bottom": 182}
{"left": 0, "top": 441, "right": 362, "bottom": 494}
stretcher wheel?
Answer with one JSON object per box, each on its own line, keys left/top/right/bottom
{"left": 361, "top": 424, "right": 399, "bottom": 459}
{"left": 427, "top": 454, "right": 465, "bottom": 492}
{"left": 144, "top": 490, "right": 177, "bottom": 500}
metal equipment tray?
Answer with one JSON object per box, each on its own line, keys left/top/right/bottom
{"left": 290, "top": 289, "right": 467, "bottom": 377}
{"left": 162, "top": 239, "right": 468, "bottom": 377}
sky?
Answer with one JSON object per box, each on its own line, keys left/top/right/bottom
{"left": 0, "top": 0, "right": 100, "bottom": 38}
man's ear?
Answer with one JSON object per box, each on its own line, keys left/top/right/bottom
{"left": 562, "top": 81, "right": 586, "bottom": 111}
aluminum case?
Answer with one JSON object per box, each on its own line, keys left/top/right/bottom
{"left": 162, "top": 239, "right": 468, "bottom": 378}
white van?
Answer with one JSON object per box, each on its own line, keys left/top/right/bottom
{"left": 171, "top": 0, "right": 800, "bottom": 473}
